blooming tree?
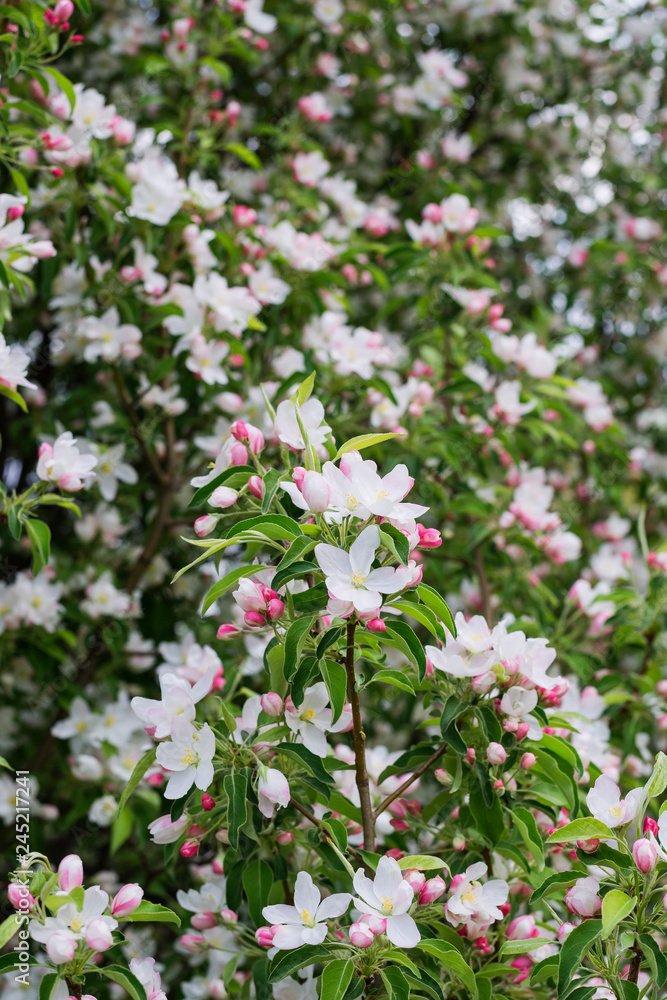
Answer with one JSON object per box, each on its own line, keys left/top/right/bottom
{"left": 2, "top": 3, "right": 667, "bottom": 1000}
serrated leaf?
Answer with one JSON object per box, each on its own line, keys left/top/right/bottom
{"left": 380, "top": 967, "right": 410, "bottom": 1000}
{"left": 416, "top": 584, "right": 456, "bottom": 636}
{"left": 321, "top": 960, "right": 355, "bottom": 1000}
{"left": 320, "top": 658, "right": 347, "bottom": 725}
{"left": 267, "top": 945, "right": 330, "bottom": 983}
{"left": 383, "top": 620, "right": 426, "bottom": 680}
{"left": 284, "top": 615, "right": 316, "bottom": 682}
{"left": 97, "top": 965, "right": 148, "bottom": 1000}
{"left": 547, "top": 819, "right": 615, "bottom": 843}
{"left": 417, "top": 941, "right": 477, "bottom": 998}
{"left": 242, "top": 860, "right": 274, "bottom": 927}
{"left": 123, "top": 900, "right": 181, "bottom": 926}
{"left": 223, "top": 773, "right": 248, "bottom": 850}
{"left": 334, "top": 433, "right": 400, "bottom": 461}
{"left": 557, "top": 919, "right": 602, "bottom": 996}
{"left": 601, "top": 890, "right": 636, "bottom": 938}
{"left": 398, "top": 854, "right": 448, "bottom": 871}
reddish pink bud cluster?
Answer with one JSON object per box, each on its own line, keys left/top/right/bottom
{"left": 44, "top": 0, "right": 74, "bottom": 30}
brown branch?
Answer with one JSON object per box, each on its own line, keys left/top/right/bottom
{"left": 628, "top": 943, "right": 643, "bottom": 984}
{"left": 373, "top": 743, "right": 447, "bottom": 820}
{"left": 344, "top": 620, "right": 375, "bottom": 851}
{"left": 288, "top": 796, "right": 364, "bottom": 864}
{"left": 112, "top": 366, "right": 168, "bottom": 486}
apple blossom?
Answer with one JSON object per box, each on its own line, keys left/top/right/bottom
{"left": 352, "top": 856, "right": 420, "bottom": 948}
{"left": 315, "top": 524, "right": 413, "bottom": 614}
{"left": 262, "top": 871, "right": 351, "bottom": 950}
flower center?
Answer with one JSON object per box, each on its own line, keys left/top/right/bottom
{"left": 180, "top": 749, "right": 199, "bottom": 767}
{"left": 345, "top": 493, "right": 359, "bottom": 508}
{"left": 378, "top": 895, "right": 394, "bottom": 915}
{"left": 299, "top": 908, "right": 314, "bottom": 926}
{"left": 609, "top": 804, "right": 623, "bottom": 818}
{"left": 350, "top": 571, "right": 368, "bottom": 588}
{"left": 301, "top": 709, "right": 316, "bottom": 721}
{"left": 68, "top": 915, "right": 84, "bottom": 933}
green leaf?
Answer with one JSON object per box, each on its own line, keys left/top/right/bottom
{"left": 0, "top": 914, "right": 20, "bottom": 949}
{"left": 601, "top": 890, "right": 636, "bottom": 938}
{"left": 317, "top": 625, "right": 343, "bottom": 660}
{"left": 501, "top": 938, "right": 553, "bottom": 956}
{"left": 416, "top": 584, "right": 456, "bottom": 635}
{"left": 283, "top": 615, "right": 315, "bottom": 683}
{"left": 294, "top": 371, "right": 316, "bottom": 406}
{"left": 368, "top": 668, "right": 415, "bottom": 694}
{"left": 383, "top": 620, "right": 426, "bottom": 680}
{"left": 276, "top": 536, "right": 317, "bottom": 572}
{"left": 242, "top": 860, "right": 274, "bottom": 927}
{"left": 513, "top": 806, "right": 545, "bottom": 871}
{"left": 380, "top": 524, "right": 410, "bottom": 565}
{"left": 321, "top": 959, "right": 355, "bottom": 1000}
{"left": 320, "top": 658, "right": 347, "bottom": 725}
{"left": 547, "top": 819, "right": 615, "bottom": 843}
{"left": 189, "top": 466, "right": 255, "bottom": 508}
{"left": 97, "top": 966, "right": 148, "bottom": 1000}
{"left": 0, "top": 382, "right": 28, "bottom": 412}
{"left": 111, "top": 807, "right": 133, "bottom": 854}
{"left": 380, "top": 967, "right": 410, "bottom": 1000}
{"left": 43, "top": 66, "right": 76, "bottom": 112}
{"left": 267, "top": 945, "right": 330, "bottom": 983}
{"left": 557, "top": 919, "right": 602, "bottom": 996}
{"left": 334, "top": 433, "right": 400, "bottom": 461}
{"left": 639, "top": 933, "right": 667, "bottom": 987}
{"left": 388, "top": 599, "right": 448, "bottom": 644}
{"left": 417, "top": 941, "right": 477, "bottom": 997}
{"left": 226, "top": 513, "right": 303, "bottom": 541}
{"left": 261, "top": 469, "right": 286, "bottom": 514}
{"left": 202, "top": 565, "right": 265, "bottom": 615}
{"left": 224, "top": 142, "right": 262, "bottom": 170}
{"left": 116, "top": 748, "right": 157, "bottom": 817}
{"left": 39, "top": 973, "right": 60, "bottom": 1000}
{"left": 529, "top": 870, "right": 580, "bottom": 904}
{"left": 122, "top": 900, "right": 181, "bottom": 925}
{"left": 397, "top": 854, "right": 448, "bottom": 871}
{"left": 274, "top": 743, "right": 333, "bottom": 794}
{"left": 223, "top": 773, "right": 248, "bottom": 850}
{"left": 24, "top": 519, "right": 51, "bottom": 575}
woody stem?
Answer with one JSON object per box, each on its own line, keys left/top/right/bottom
{"left": 344, "top": 620, "right": 375, "bottom": 851}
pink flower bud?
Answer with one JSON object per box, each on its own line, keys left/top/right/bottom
{"left": 633, "top": 838, "right": 657, "bottom": 873}
{"left": 267, "top": 598, "right": 285, "bottom": 622}
{"left": 465, "top": 748, "right": 476, "bottom": 766}
{"left": 417, "top": 527, "right": 442, "bottom": 549}
{"left": 565, "top": 877, "right": 602, "bottom": 916}
{"left": 643, "top": 817, "right": 659, "bottom": 836}
{"left": 180, "top": 934, "right": 207, "bottom": 953}
{"left": 191, "top": 912, "right": 217, "bottom": 930}
{"left": 7, "top": 204, "right": 24, "bottom": 222}
{"left": 220, "top": 909, "right": 237, "bottom": 922}
{"left": 507, "top": 915, "right": 536, "bottom": 940}
{"left": 349, "top": 922, "right": 374, "bottom": 948}
{"left": 248, "top": 475, "right": 264, "bottom": 499}
{"left": 367, "top": 618, "right": 386, "bottom": 633}
{"left": 209, "top": 486, "right": 239, "bottom": 509}
{"left": 194, "top": 515, "right": 218, "bottom": 537}
{"left": 201, "top": 793, "right": 215, "bottom": 811}
{"left": 211, "top": 858, "right": 224, "bottom": 875}
{"left": 402, "top": 869, "right": 426, "bottom": 894}
{"left": 292, "top": 466, "right": 307, "bottom": 489}
{"left": 261, "top": 692, "right": 283, "bottom": 716}
{"left": 435, "top": 768, "right": 451, "bottom": 785}
{"left": 391, "top": 819, "right": 410, "bottom": 833}
{"left": 472, "top": 671, "right": 495, "bottom": 694}
{"left": 229, "top": 441, "right": 249, "bottom": 465}
{"left": 180, "top": 840, "right": 200, "bottom": 858}
{"left": 255, "top": 926, "right": 274, "bottom": 947}
{"left": 576, "top": 838, "right": 600, "bottom": 854}
{"left": 8, "top": 883, "right": 34, "bottom": 910}
{"left": 47, "top": 932, "right": 78, "bottom": 964}
{"left": 85, "top": 918, "right": 114, "bottom": 951}
{"left": 419, "top": 875, "right": 447, "bottom": 905}
{"left": 503, "top": 717, "right": 519, "bottom": 733}
{"left": 301, "top": 471, "right": 331, "bottom": 512}
{"left": 453, "top": 835, "right": 466, "bottom": 852}
{"left": 276, "top": 831, "right": 294, "bottom": 846}
{"left": 217, "top": 623, "right": 241, "bottom": 640}
{"left": 487, "top": 742, "right": 507, "bottom": 765}
{"left": 520, "top": 753, "right": 536, "bottom": 770}
{"left": 493, "top": 779, "right": 504, "bottom": 791}
{"left": 244, "top": 611, "right": 267, "bottom": 628}
{"left": 515, "top": 723, "right": 530, "bottom": 741}
{"left": 111, "top": 884, "right": 144, "bottom": 918}
{"left": 58, "top": 855, "right": 83, "bottom": 892}
{"left": 558, "top": 922, "right": 575, "bottom": 941}
{"left": 230, "top": 421, "right": 264, "bottom": 453}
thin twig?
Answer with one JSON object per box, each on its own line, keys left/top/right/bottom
{"left": 373, "top": 742, "right": 447, "bottom": 820}
{"left": 288, "top": 796, "right": 364, "bottom": 864}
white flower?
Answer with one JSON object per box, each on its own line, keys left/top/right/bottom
{"left": 315, "top": 524, "right": 413, "bottom": 614}
{"left": 244, "top": 0, "right": 277, "bottom": 34}
{"left": 37, "top": 432, "right": 97, "bottom": 492}
{"left": 177, "top": 881, "right": 226, "bottom": 913}
{"left": 81, "top": 572, "right": 132, "bottom": 619}
{"left": 262, "top": 871, "right": 351, "bottom": 951}
{"left": 0, "top": 333, "right": 35, "bottom": 391}
{"left": 352, "top": 856, "right": 420, "bottom": 948}
{"left": 248, "top": 263, "right": 291, "bottom": 305}
{"left": 273, "top": 398, "right": 331, "bottom": 451}
{"left": 445, "top": 862, "right": 508, "bottom": 932}
{"left": 155, "top": 722, "right": 216, "bottom": 799}
{"left": 89, "top": 443, "right": 138, "bottom": 501}
{"left": 29, "top": 885, "right": 117, "bottom": 962}
{"left": 285, "top": 683, "right": 351, "bottom": 757}
{"left": 131, "top": 667, "right": 216, "bottom": 739}
{"left": 586, "top": 775, "right": 642, "bottom": 829}
{"left": 88, "top": 795, "right": 119, "bottom": 827}
{"left": 257, "top": 765, "right": 290, "bottom": 818}
{"left": 499, "top": 687, "right": 543, "bottom": 740}
{"left": 78, "top": 307, "right": 142, "bottom": 363}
